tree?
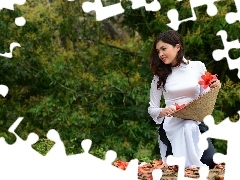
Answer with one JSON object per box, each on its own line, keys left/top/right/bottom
{"left": 0, "top": 0, "right": 239, "bottom": 160}
{"left": 0, "top": 0, "right": 157, "bottom": 160}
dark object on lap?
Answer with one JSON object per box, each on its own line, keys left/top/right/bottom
{"left": 158, "top": 120, "right": 216, "bottom": 169}
{"left": 158, "top": 118, "right": 173, "bottom": 157}
{"left": 198, "top": 123, "right": 216, "bottom": 169}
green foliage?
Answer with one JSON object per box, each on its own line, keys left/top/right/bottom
{"left": 213, "top": 77, "right": 240, "bottom": 124}
{"left": 0, "top": 0, "right": 156, "bottom": 160}
{"left": 32, "top": 138, "right": 106, "bottom": 159}
{"left": 89, "top": 147, "right": 107, "bottom": 160}
{"left": 212, "top": 139, "right": 227, "bottom": 155}
{"left": 32, "top": 138, "right": 55, "bottom": 156}
{"left": 122, "top": 0, "right": 240, "bottom": 82}
{"left": 137, "top": 156, "right": 152, "bottom": 163}
{"left": 211, "top": 77, "right": 240, "bottom": 154}
{"left": 0, "top": 0, "right": 239, "bottom": 161}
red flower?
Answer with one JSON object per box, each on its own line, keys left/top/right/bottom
{"left": 113, "top": 160, "right": 128, "bottom": 170}
{"left": 198, "top": 71, "right": 218, "bottom": 89}
{"left": 175, "top": 103, "right": 186, "bottom": 111}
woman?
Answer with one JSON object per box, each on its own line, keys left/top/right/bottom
{"left": 148, "top": 30, "right": 221, "bottom": 169}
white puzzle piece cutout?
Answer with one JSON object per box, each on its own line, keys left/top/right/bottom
{"left": 1, "top": 0, "right": 240, "bottom": 180}
{"left": 0, "top": 85, "right": 9, "bottom": 97}
{"left": 0, "top": 0, "right": 26, "bottom": 26}
{"left": 167, "top": 0, "right": 221, "bottom": 30}
{"left": 199, "top": 112, "right": 240, "bottom": 180}
{"left": 225, "top": 0, "right": 240, "bottom": 24}
{"left": 0, "top": 118, "right": 141, "bottom": 180}
{"left": 81, "top": 0, "right": 124, "bottom": 21}
{"left": 0, "top": 0, "right": 25, "bottom": 10}
{"left": 130, "top": 0, "right": 161, "bottom": 11}
{"left": 0, "top": 0, "right": 26, "bottom": 58}
{"left": 0, "top": 42, "right": 21, "bottom": 58}
{"left": 212, "top": 30, "right": 240, "bottom": 79}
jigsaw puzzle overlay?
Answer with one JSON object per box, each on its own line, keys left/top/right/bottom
{"left": 0, "top": 0, "right": 26, "bottom": 58}
{"left": 75, "top": 0, "right": 240, "bottom": 77}
{"left": 199, "top": 113, "right": 240, "bottom": 180}
{"left": 212, "top": 30, "right": 240, "bottom": 79}
{"left": 0, "top": 86, "right": 239, "bottom": 180}
{"left": 1, "top": 0, "right": 240, "bottom": 179}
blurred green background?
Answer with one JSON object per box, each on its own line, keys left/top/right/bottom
{"left": 0, "top": 0, "right": 239, "bottom": 161}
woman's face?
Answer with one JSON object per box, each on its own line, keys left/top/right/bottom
{"left": 156, "top": 40, "right": 180, "bottom": 66}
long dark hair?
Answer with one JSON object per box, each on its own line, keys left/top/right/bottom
{"left": 149, "top": 30, "right": 186, "bottom": 91}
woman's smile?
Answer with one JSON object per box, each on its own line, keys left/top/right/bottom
{"left": 161, "top": 57, "right": 167, "bottom": 62}
{"left": 156, "top": 41, "right": 180, "bottom": 66}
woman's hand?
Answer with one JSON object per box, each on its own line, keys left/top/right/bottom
{"left": 158, "top": 107, "right": 176, "bottom": 118}
{"left": 209, "top": 79, "right": 221, "bottom": 89}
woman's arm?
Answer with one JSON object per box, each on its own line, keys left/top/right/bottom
{"left": 148, "top": 75, "right": 166, "bottom": 124}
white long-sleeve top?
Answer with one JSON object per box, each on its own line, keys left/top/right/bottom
{"left": 148, "top": 59, "right": 210, "bottom": 124}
